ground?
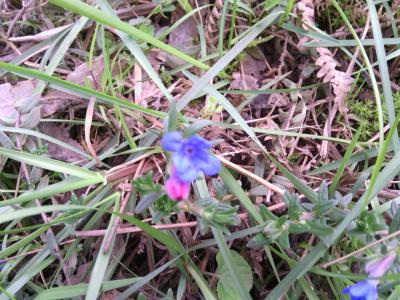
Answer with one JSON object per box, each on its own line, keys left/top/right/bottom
{"left": 0, "top": 0, "right": 400, "bottom": 299}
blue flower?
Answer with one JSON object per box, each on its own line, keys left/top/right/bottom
{"left": 342, "top": 252, "right": 396, "bottom": 300}
{"left": 161, "top": 131, "right": 221, "bottom": 182}
{"left": 342, "top": 280, "right": 378, "bottom": 300}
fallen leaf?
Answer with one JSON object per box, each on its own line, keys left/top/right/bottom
{"left": 140, "top": 80, "right": 163, "bottom": 103}
{"left": 166, "top": 17, "right": 199, "bottom": 67}
{"left": 0, "top": 80, "right": 40, "bottom": 128}
{"left": 146, "top": 49, "right": 163, "bottom": 71}
{"left": 297, "top": 1, "right": 353, "bottom": 113}
{"left": 40, "top": 123, "right": 87, "bottom": 164}
{"left": 241, "top": 54, "right": 267, "bottom": 82}
{"left": 40, "top": 90, "right": 82, "bottom": 117}
{"left": 100, "top": 291, "right": 122, "bottom": 300}
{"left": 67, "top": 56, "right": 104, "bottom": 87}
{"left": 230, "top": 73, "right": 259, "bottom": 90}
{"left": 297, "top": 0, "right": 315, "bottom": 29}
{"left": 315, "top": 48, "right": 353, "bottom": 112}
{"left": 269, "top": 94, "right": 290, "bottom": 108}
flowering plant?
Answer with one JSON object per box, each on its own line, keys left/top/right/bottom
{"left": 161, "top": 131, "right": 221, "bottom": 201}
{"left": 342, "top": 252, "right": 396, "bottom": 300}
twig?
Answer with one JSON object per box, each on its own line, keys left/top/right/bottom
{"left": 320, "top": 228, "right": 400, "bottom": 268}
{"left": 75, "top": 202, "right": 286, "bottom": 238}
{"left": 105, "top": 152, "right": 155, "bottom": 182}
{"left": 217, "top": 155, "right": 285, "bottom": 195}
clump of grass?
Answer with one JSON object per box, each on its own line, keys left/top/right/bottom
{"left": 316, "top": 0, "right": 368, "bottom": 31}
{"left": 348, "top": 91, "right": 400, "bottom": 141}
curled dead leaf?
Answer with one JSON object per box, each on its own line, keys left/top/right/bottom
{"left": 67, "top": 57, "right": 104, "bottom": 87}
{"left": 0, "top": 80, "right": 40, "bottom": 128}
{"left": 230, "top": 73, "right": 259, "bottom": 90}
{"left": 40, "top": 123, "right": 87, "bottom": 164}
{"left": 40, "top": 90, "right": 82, "bottom": 117}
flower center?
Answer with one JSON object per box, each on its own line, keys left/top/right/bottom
{"left": 185, "top": 146, "right": 194, "bottom": 155}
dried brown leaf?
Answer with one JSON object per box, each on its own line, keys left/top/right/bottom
{"left": 67, "top": 56, "right": 104, "bottom": 87}
{"left": 297, "top": 1, "right": 353, "bottom": 113}
{"left": 315, "top": 48, "right": 353, "bottom": 112}
{"left": 40, "top": 123, "right": 87, "bottom": 164}
{"left": 40, "top": 90, "right": 82, "bottom": 117}
{"left": 166, "top": 17, "right": 199, "bottom": 67}
{"left": 230, "top": 73, "right": 259, "bottom": 90}
{"left": 140, "top": 81, "right": 163, "bottom": 103}
{"left": 297, "top": 0, "right": 315, "bottom": 29}
{"left": 0, "top": 80, "right": 40, "bottom": 127}
{"left": 241, "top": 54, "right": 267, "bottom": 82}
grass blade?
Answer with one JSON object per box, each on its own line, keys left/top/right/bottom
{"left": 0, "top": 126, "right": 89, "bottom": 159}
{"left": 35, "top": 278, "right": 141, "bottom": 300}
{"left": 0, "top": 176, "right": 102, "bottom": 207}
{"left": 0, "top": 62, "right": 164, "bottom": 118}
{"left": 177, "top": 9, "right": 283, "bottom": 110}
{"left": 0, "top": 147, "right": 102, "bottom": 179}
{"left": 48, "top": 0, "right": 208, "bottom": 70}
{"left": 366, "top": 0, "right": 399, "bottom": 153}
{"left": 328, "top": 125, "right": 362, "bottom": 196}
{"left": 86, "top": 194, "right": 120, "bottom": 300}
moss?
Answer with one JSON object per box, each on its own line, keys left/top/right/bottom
{"left": 347, "top": 92, "right": 400, "bottom": 140}
{"left": 316, "top": 0, "right": 367, "bottom": 32}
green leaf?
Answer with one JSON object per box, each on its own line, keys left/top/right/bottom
{"left": 389, "top": 204, "right": 400, "bottom": 234}
{"left": 86, "top": 194, "right": 120, "bottom": 300}
{"left": 219, "top": 167, "right": 263, "bottom": 224}
{"left": 118, "top": 214, "right": 181, "bottom": 253}
{"left": 329, "top": 125, "right": 362, "bottom": 196}
{"left": 216, "top": 250, "right": 253, "bottom": 300}
{"left": 305, "top": 221, "right": 334, "bottom": 237}
{"left": 48, "top": 0, "right": 208, "bottom": 70}
{"left": 35, "top": 278, "right": 141, "bottom": 299}
{"left": 177, "top": 0, "right": 192, "bottom": 13}
{"left": 0, "top": 147, "right": 103, "bottom": 180}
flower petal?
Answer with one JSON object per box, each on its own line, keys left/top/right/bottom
{"left": 366, "top": 252, "right": 396, "bottom": 278}
{"left": 184, "top": 135, "right": 211, "bottom": 150}
{"left": 198, "top": 153, "right": 221, "bottom": 176}
{"left": 172, "top": 155, "right": 199, "bottom": 182}
{"left": 342, "top": 280, "right": 378, "bottom": 300}
{"left": 161, "top": 131, "right": 183, "bottom": 152}
{"left": 165, "top": 175, "right": 190, "bottom": 201}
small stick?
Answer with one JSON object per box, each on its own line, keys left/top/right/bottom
{"left": 75, "top": 202, "right": 286, "bottom": 238}
{"left": 217, "top": 155, "right": 285, "bottom": 195}
{"left": 320, "top": 228, "right": 400, "bottom": 268}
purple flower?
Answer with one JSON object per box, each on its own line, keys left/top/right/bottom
{"left": 342, "top": 280, "right": 377, "bottom": 300}
{"left": 161, "top": 131, "right": 220, "bottom": 182}
{"left": 342, "top": 252, "right": 396, "bottom": 300}
{"left": 365, "top": 252, "right": 396, "bottom": 278}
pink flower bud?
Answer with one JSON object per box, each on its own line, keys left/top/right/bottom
{"left": 165, "top": 172, "right": 190, "bottom": 201}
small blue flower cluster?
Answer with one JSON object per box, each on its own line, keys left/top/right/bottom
{"left": 161, "top": 131, "right": 221, "bottom": 200}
